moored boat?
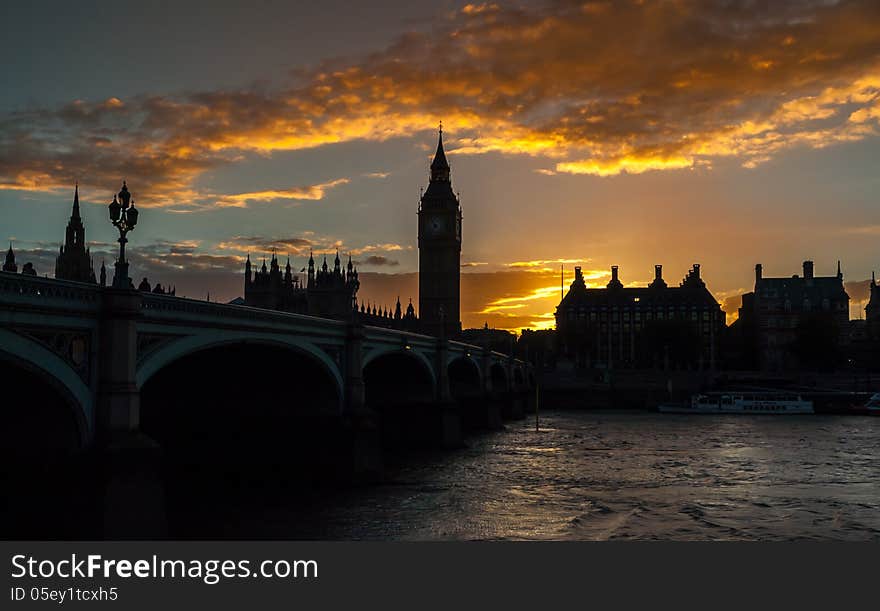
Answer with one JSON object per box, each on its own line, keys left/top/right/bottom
{"left": 864, "top": 393, "right": 880, "bottom": 416}
{"left": 658, "top": 392, "right": 813, "bottom": 414}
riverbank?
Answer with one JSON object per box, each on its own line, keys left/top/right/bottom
{"left": 538, "top": 368, "right": 880, "bottom": 412}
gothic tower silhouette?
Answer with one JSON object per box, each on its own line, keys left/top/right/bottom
{"left": 55, "top": 183, "right": 96, "bottom": 283}
{"left": 418, "top": 126, "right": 462, "bottom": 337}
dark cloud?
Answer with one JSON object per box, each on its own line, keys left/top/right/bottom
{"left": 4, "top": 239, "right": 244, "bottom": 298}
{"left": 218, "top": 235, "right": 315, "bottom": 255}
{"left": 361, "top": 255, "right": 399, "bottom": 267}
{"left": 2, "top": 0, "right": 880, "bottom": 203}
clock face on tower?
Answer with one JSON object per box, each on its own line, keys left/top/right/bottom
{"left": 427, "top": 215, "right": 445, "bottom": 236}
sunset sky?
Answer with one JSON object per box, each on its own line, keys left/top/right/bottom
{"left": 2, "top": 0, "right": 879, "bottom": 331}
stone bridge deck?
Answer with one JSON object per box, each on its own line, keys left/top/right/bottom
{"left": 2, "top": 272, "right": 535, "bottom": 536}
{"left": 1, "top": 272, "right": 533, "bottom": 459}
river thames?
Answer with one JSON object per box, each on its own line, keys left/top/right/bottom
{"left": 189, "top": 410, "right": 880, "bottom": 541}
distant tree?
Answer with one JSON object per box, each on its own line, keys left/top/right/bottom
{"left": 517, "top": 328, "right": 558, "bottom": 370}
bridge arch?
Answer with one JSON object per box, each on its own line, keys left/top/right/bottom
{"left": 363, "top": 346, "right": 437, "bottom": 391}
{"left": 136, "top": 331, "right": 344, "bottom": 402}
{"left": 363, "top": 348, "right": 437, "bottom": 450}
{"left": 489, "top": 361, "right": 509, "bottom": 392}
{"left": 0, "top": 329, "right": 96, "bottom": 539}
{"left": 363, "top": 348, "right": 436, "bottom": 405}
{"left": 513, "top": 366, "right": 525, "bottom": 388}
{"left": 138, "top": 333, "right": 346, "bottom": 533}
{"left": 447, "top": 355, "right": 482, "bottom": 397}
{"left": 0, "top": 328, "right": 92, "bottom": 447}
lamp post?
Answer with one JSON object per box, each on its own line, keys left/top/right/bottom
{"left": 108, "top": 181, "right": 139, "bottom": 289}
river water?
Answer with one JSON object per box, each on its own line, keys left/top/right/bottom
{"left": 216, "top": 410, "right": 880, "bottom": 541}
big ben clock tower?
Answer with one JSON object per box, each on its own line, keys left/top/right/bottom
{"left": 418, "top": 126, "right": 462, "bottom": 337}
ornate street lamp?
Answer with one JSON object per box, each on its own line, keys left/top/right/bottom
{"left": 108, "top": 181, "right": 139, "bottom": 288}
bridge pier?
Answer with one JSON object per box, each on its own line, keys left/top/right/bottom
{"left": 341, "top": 411, "right": 383, "bottom": 482}
{"left": 458, "top": 392, "right": 503, "bottom": 431}
{"left": 370, "top": 399, "right": 463, "bottom": 451}
{"left": 436, "top": 400, "right": 463, "bottom": 448}
{"left": 98, "top": 289, "right": 142, "bottom": 432}
{"left": 435, "top": 337, "right": 462, "bottom": 448}
{"left": 97, "top": 289, "right": 166, "bottom": 538}
{"left": 344, "top": 322, "right": 382, "bottom": 480}
{"left": 485, "top": 392, "right": 505, "bottom": 430}
{"left": 502, "top": 390, "right": 526, "bottom": 420}
{"left": 101, "top": 431, "right": 166, "bottom": 539}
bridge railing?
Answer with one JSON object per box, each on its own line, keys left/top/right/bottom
{"left": 140, "top": 292, "right": 347, "bottom": 331}
{"left": 448, "top": 339, "right": 486, "bottom": 354}
{"left": 0, "top": 272, "right": 102, "bottom": 313}
{"left": 362, "top": 323, "right": 438, "bottom": 344}
{"left": 360, "top": 326, "right": 498, "bottom": 355}
{"left": 0, "top": 273, "right": 530, "bottom": 369}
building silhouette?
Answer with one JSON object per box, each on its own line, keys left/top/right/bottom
{"left": 3, "top": 183, "right": 172, "bottom": 290}
{"left": 244, "top": 251, "right": 311, "bottom": 312}
{"left": 418, "top": 127, "right": 462, "bottom": 337}
{"left": 3, "top": 186, "right": 98, "bottom": 284}
{"left": 241, "top": 128, "right": 464, "bottom": 336}
{"left": 55, "top": 184, "right": 97, "bottom": 283}
{"left": 736, "top": 261, "right": 849, "bottom": 371}
{"left": 3, "top": 243, "right": 17, "bottom": 273}
{"left": 306, "top": 251, "right": 360, "bottom": 319}
{"left": 555, "top": 264, "right": 724, "bottom": 369}
{"left": 242, "top": 248, "right": 416, "bottom": 329}
{"left": 137, "top": 277, "right": 175, "bottom": 295}
{"left": 866, "top": 271, "right": 879, "bottom": 340}
{"left": 460, "top": 323, "right": 516, "bottom": 353}
{"left": 358, "top": 296, "right": 420, "bottom": 331}
{"left": 3, "top": 243, "right": 40, "bottom": 277}
{"left": 244, "top": 250, "right": 359, "bottom": 319}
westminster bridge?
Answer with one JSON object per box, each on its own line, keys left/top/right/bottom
{"left": 0, "top": 273, "right": 533, "bottom": 536}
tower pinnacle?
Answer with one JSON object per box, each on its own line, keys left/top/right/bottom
{"left": 72, "top": 181, "right": 81, "bottom": 219}
{"left": 430, "top": 125, "right": 450, "bottom": 182}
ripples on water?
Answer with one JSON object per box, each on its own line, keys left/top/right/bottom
{"left": 229, "top": 411, "right": 880, "bottom": 541}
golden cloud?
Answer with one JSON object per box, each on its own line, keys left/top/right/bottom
{"left": 2, "top": 0, "right": 880, "bottom": 203}
{"left": 214, "top": 178, "right": 350, "bottom": 208}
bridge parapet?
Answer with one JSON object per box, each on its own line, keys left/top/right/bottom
{"left": 141, "top": 293, "right": 347, "bottom": 331}
{"left": 448, "top": 339, "right": 483, "bottom": 353}
{"left": 0, "top": 273, "right": 101, "bottom": 314}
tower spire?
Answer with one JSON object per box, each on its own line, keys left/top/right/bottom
{"left": 430, "top": 123, "right": 450, "bottom": 182}
{"left": 72, "top": 182, "right": 81, "bottom": 219}
{"left": 3, "top": 241, "right": 17, "bottom": 273}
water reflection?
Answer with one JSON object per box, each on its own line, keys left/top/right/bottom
{"left": 202, "top": 411, "right": 880, "bottom": 541}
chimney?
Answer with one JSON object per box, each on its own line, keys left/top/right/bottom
{"left": 607, "top": 265, "right": 623, "bottom": 289}
{"left": 692, "top": 263, "right": 701, "bottom": 279}
{"left": 803, "top": 260, "right": 814, "bottom": 280}
{"left": 654, "top": 265, "right": 662, "bottom": 282}
{"left": 574, "top": 266, "right": 583, "bottom": 281}
{"left": 755, "top": 263, "right": 763, "bottom": 283}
